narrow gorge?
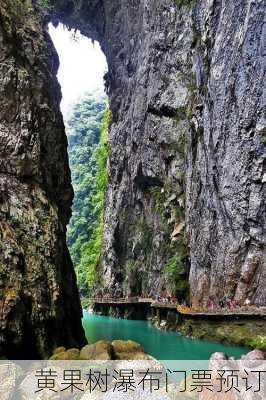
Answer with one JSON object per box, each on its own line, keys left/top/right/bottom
{"left": 0, "top": 0, "right": 265, "bottom": 358}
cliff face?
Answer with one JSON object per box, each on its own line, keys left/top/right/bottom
{"left": 0, "top": 0, "right": 85, "bottom": 358}
{"left": 101, "top": 0, "right": 265, "bottom": 306}
{"left": 53, "top": 0, "right": 196, "bottom": 300}
{"left": 54, "top": 0, "right": 265, "bottom": 305}
{"left": 186, "top": 0, "right": 265, "bottom": 306}
{"left": 0, "top": 0, "right": 265, "bottom": 356}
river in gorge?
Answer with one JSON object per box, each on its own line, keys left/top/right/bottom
{"left": 82, "top": 311, "right": 248, "bottom": 360}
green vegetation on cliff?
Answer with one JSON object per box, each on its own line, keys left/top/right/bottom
{"left": 66, "top": 94, "right": 111, "bottom": 295}
{"left": 38, "top": 0, "right": 53, "bottom": 10}
{"left": 165, "top": 251, "right": 189, "bottom": 299}
{"left": 178, "top": 318, "right": 266, "bottom": 351}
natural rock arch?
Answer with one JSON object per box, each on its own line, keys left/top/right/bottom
{"left": 0, "top": 0, "right": 265, "bottom": 358}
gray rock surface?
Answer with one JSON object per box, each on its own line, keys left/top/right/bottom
{"left": 0, "top": 0, "right": 265, "bottom": 356}
{"left": 53, "top": 0, "right": 265, "bottom": 306}
{"left": 53, "top": 0, "right": 194, "bottom": 300}
{"left": 241, "top": 349, "right": 266, "bottom": 360}
{"left": 187, "top": 0, "right": 266, "bottom": 307}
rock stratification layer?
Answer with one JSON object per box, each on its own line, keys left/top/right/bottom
{"left": 0, "top": 0, "right": 265, "bottom": 356}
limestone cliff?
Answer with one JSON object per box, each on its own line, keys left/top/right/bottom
{"left": 0, "top": 0, "right": 265, "bottom": 357}
{"left": 51, "top": 0, "right": 265, "bottom": 305}
{"left": 0, "top": 0, "right": 86, "bottom": 358}
{"left": 187, "top": 0, "right": 265, "bottom": 307}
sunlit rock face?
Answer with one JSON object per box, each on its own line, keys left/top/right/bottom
{"left": 0, "top": 0, "right": 265, "bottom": 357}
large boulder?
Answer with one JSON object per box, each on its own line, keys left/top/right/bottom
{"left": 50, "top": 348, "right": 80, "bottom": 360}
{"left": 80, "top": 341, "right": 113, "bottom": 360}
{"left": 241, "top": 349, "right": 266, "bottom": 360}
{"left": 52, "top": 346, "right": 66, "bottom": 355}
{"left": 209, "top": 352, "right": 229, "bottom": 370}
{"left": 112, "top": 340, "right": 148, "bottom": 360}
{"left": 49, "top": 340, "right": 152, "bottom": 361}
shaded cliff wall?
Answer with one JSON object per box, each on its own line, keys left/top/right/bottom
{"left": 53, "top": 0, "right": 194, "bottom": 300}
{"left": 54, "top": 0, "right": 265, "bottom": 305}
{"left": 101, "top": 0, "right": 193, "bottom": 300}
{"left": 0, "top": 0, "right": 86, "bottom": 358}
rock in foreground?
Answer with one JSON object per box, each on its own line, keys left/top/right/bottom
{"left": 50, "top": 340, "right": 151, "bottom": 360}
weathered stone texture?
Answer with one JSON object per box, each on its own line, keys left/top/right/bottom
{"left": 0, "top": 0, "right": 85, "bottom": 358}
{"left": 52, "top": 0, "right": 194, "bottom": 299}
{"left": 57, "top": 0, "right": 265, "bottom": 305}
{"left": 0, "top": 0, "right": 265, "bottom": 356}
{"left": 187, "top": 0, "right": 265, "bottom": 306}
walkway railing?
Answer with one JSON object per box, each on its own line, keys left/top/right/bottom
{"left": 88, "top": 297, "right": 266, "bottom": 316}
{"left": 88, "top": 297, "right": 153, "bottom": 304}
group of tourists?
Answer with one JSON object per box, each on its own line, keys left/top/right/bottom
{"left": 153, "top": 295, "right": 178, "bottom": 304}
{"left": 93, "top": 293, "right": 256, "bottom": 313}
{"left": 206, "top": 296, "right": 252, "bottom": 311}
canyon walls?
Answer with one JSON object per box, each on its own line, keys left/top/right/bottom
{"left": 0, "top": 0, "right": 265, "bottom": 356}
{"left": 54, "top": 0, "right": 265, "bottom": 305}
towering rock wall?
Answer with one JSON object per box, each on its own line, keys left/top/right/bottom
{"left": 102, "top": 0, "right": 265, "bottom": 307}
{"left": 101, "top": 0, "right": 193, "bottom": 300}
{"left": 55, "top": 0, "right": 265, "bottom": 305}
{"left": 53, "top": 0, "right": 195, "bottom": 300}
{"left": 0, "top": 0, "right": 85, "bottom": 358}
{"left": 0, "top": 0, "right": 265, "bottom": 356}
{"left": 187, "top": 0, "right": 265, "bottom": 306}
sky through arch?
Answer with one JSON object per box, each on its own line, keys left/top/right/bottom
{"left": 49, "top": 23, "right": 107, "bottom": 118}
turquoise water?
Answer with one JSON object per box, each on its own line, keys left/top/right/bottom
{"left": 82, "top": 312, "right": 248, "bottom": 360}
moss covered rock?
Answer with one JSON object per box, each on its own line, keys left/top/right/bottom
{"left": 177, "top": 317, "right": 266, "bottom": 350}
{"left": 50, "top": 339, "right": 151, "bottom": 360}
{"left": 111, "top": 339, "right": 150, "bottom": 360}
{"left": 80, "top": 341, "right": 113, "bottom": 360}
{"left": 53, "top": 346, "right": 66, "bottom": 355}
{"left": 50, "top": 348, "right": 80, "bottom": 360}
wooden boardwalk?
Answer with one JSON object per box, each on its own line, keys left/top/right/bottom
{"left": 90, "top": 297, "right": 266, "bottom": 317}
{"left": 90, "top": 297, "right": 152, "bottom": 305}
{"left": 151, "top": 301, "right": 177, "bottom": 310}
